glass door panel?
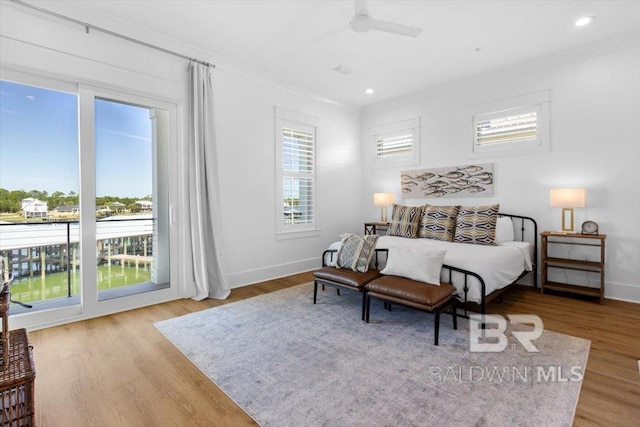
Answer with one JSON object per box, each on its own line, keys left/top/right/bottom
{"left": 0, "top": 79, "right": 81, "bottom": 313}
{"left": 94, "top": 98, "right": 169, "bottom": 300}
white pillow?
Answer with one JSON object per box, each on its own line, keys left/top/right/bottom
{"left": 495, "top": 217, "right": 515, "bottom": 243}
{"left": 381, "top": 245, "right": 446, "bottom": 285}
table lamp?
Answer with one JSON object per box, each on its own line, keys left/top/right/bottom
{"left": 550, "top": 188, "right": 586, "bottom": 232}
{"left": 373, "top": 193, "right": 394, "bottom": 222}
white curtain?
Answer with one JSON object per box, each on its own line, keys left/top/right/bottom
{"left": 187, "top": 62, "right": 230, "bottom": 300}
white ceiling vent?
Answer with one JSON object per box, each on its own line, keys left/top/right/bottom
{"left": 332, "top": 65, "right": 353, "bottom": 75}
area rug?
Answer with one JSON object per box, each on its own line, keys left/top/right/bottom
{"left": 155, "top": 283, "right": 590, "bottom": 426}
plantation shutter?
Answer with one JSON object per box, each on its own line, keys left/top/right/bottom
{"left": 375, "top": 132, "right": 414, "bottom": 159}
{"left": 475, "top": 112, "right": 538, "bottom": 146}
{"left": 282, "top": 127, "right": 314, "bottom": 225}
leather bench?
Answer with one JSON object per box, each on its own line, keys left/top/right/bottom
{"left": 364, "top": 275, "right": 457, "bottom": 345}
{"left": 313, "top": 266, "right": 382, "bottom": 320}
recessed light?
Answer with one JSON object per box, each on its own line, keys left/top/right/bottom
{"left": 365, "top": 88, "right": 374, "bottom": 95}
{"left": 574, "top": 16, "right": 594, "bottom": 27}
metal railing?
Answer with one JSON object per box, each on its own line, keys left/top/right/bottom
{"left": 0, "top": 217, "right": 154, "bottom": 301}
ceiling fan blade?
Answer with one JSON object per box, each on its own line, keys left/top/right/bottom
{"left": 371, "top": 19, "right": 423, "bottom": 37}
{"left": 354, "top": 0, "right": 369, "bottom": 16}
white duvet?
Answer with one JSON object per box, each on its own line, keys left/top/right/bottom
{"left": 329, "top": 236, "right": 534, "bottom": 304}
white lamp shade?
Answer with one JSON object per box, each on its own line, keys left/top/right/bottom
{"left": 373, "top": 192, "right": 394, "bottom": 206}
{"left": 550, "top": 188, "right": 586, "bottom": 208}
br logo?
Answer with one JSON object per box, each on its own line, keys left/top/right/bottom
{"left": 469, "top": 314, "right": 544, "bottom": 352}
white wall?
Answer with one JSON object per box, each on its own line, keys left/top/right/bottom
{"left": 361, "top": 35, "right": 640, "bottom": 303}
{"left": 0, "top": 2, "right": 364, "bottom": 299}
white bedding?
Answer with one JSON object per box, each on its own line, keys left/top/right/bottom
{"left": 328, "top": 236, "right": 534, "bottom": 304}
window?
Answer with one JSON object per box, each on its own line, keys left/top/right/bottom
{"left": 376, "top": 131, "right": 414, "bottom": 159}
{"left": 275, "top": 108, "right": 318, "bottom": 236}
{"left": 470, "top": 90, "right": 550, "bottom": 156}
{"left": 370, "top": 118, "right": 420, "bottom": 167}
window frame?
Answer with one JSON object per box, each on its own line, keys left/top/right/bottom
{"left": 370, "top": 117, "right": 421, "bottom": 168}
{"left": 274, "top": 107, "right": 319, "bottom": 238}
{"left": 470, "top": 90, "right": 550, "bottom": 156}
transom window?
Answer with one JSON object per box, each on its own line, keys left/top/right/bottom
{"left": 370, "top": 117, "right": 421, "bottom": 167}
{"left": 470, "top": 90, "right": 550, "bottom": 156}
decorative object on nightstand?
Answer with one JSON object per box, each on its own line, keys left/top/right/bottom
{"left": 540, "top": 231, "right": 606, "bottom": 304}
{"left": 549, "top": 188, "right": 586, "bottom": 232}
{"left": 581, "top": 220, "right": 599, "bottom": 235}
{"left": 373, "top": 192, "right": 394, "bottom": 222}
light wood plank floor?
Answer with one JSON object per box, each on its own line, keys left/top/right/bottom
{"left": 27, "top": 273, "right": 639, "bottom": 426}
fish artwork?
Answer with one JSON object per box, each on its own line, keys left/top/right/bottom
{"left": 465, "top": 185, "right": 486, "bottom": 193}
{"left": 401, "top": 163, "right": 493, "bottom": 199}
{"left": 468, "top": 172, "right": 493, "bottom": 180}
{"left": 417, "top": 172, "right": 436, "bottom": 181}
{"left": 457, "top": 165, "right": 484, "bottom": 173}
{"left": 438, "top": 171, "right": 466, "bottom": 179}
{"left": 443, "top": 186, "right": 464, "bottom": 193}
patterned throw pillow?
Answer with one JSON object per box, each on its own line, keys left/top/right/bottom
{"left": 335, "top": 233, "right": 379, "bottom": 272}
{"left": 418, "top": 204, "right": 459, "bottom": 241}
{"left": 453, "top": 204, "right": 500, "bottom": 246}
{"left": 387, "top": 204, "right": 423, "bottom": 238}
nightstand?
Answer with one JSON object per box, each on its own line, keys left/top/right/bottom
{"left": 540, "top": 231, "right": 606, "bottom": 304}
{"left": 364, "top": 222, "right": 389, "bottom": 235}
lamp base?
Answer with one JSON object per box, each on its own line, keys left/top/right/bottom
{"left": 561, "top": 208, "right": 575, "bottom": 232}
{"left": 380, "top": 207, "right": 387, "bottom": 223}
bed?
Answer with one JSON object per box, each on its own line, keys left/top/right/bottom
{"left": 327, "top": 213, "right": 537, "bottom": 315}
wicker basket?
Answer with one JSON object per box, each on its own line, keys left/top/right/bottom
{"left": 1, "top": 328, "right": 35, "bottom": 426}
{"left": 0, "top": 291, "right": 9, "bottom": 370}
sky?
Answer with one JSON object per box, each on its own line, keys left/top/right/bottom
{"left": 0, "top": 80, "right": 152, "bottom": 198}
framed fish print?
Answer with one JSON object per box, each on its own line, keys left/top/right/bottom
{"left": 401, "top": 163, "right": 494, "bottom": 198}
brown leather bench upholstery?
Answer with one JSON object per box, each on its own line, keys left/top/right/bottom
{"left": 313, "top": 266, "right": 382, "bottom": 320}
{"left": 313, "top": 248, "right": 386, "bottom": 320}
{"left": 364, "top": 275, "right": 457, "bottom": 345}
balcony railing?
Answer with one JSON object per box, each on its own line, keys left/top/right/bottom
{"left": 0, "top": 216, "right": 155, "bottom": 310}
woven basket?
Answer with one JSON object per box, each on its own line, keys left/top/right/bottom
{"left": 1, "top": 329, "right": 35, "bottom": 426}
{"left": 0, "top": 291, "right": 8, "bottom": 371}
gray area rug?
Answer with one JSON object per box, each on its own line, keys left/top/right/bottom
{"left": 155, "top": 283, "right": 590, "bottom": 426}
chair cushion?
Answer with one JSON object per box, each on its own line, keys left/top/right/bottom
{"left": 314, "top": 266, "right": 381, "bottom": 289}
{"left": 365, "top": 275, "right": 455, "bottom": 307}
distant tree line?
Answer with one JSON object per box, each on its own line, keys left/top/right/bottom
{"left": 0, "top": 188, "right": 151, "bottom": 214}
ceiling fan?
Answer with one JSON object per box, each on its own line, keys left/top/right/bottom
{"left": 349, "top": 0, "right": 423, "bottom": 38}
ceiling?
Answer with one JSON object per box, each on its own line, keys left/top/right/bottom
{"left": 34, "top": 1, "right": 640, "bottom": 106}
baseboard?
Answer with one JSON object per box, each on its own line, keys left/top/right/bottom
{"left": 605, "top": 281, "right": 640, "bottom": 304}
{"left": 228, "top": 257, "right": 319, "bottom": 289}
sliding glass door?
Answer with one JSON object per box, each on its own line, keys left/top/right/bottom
{"left": 0, "top": 69, "right": 177, "bottom": 327}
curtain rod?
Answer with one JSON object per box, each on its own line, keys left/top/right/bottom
{"left": 10, "top": 0, "right": 215, "bottom": 68}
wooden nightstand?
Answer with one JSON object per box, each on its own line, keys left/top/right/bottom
{"left": 364, "top": 222, "right": 389, "bottom": 235}
{"left": 540, "top": 231, "right": 606, "bottom": 304}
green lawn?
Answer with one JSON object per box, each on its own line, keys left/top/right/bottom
{"left": 10, "top": 265, "right": 151, "bottom": 303}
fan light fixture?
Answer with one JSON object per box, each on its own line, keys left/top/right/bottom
{"left": 574, "top": 16, "right": 594, "bottom": 27}
{"left": 365, "top": 88, "right": 374, "bottom": 95}
{"left": 348, "top": 0, "right": 423, "bottom": 38}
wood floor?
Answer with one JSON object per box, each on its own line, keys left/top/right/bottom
{"left": 27, "top": 273, "right": 639, "bottom": 426}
